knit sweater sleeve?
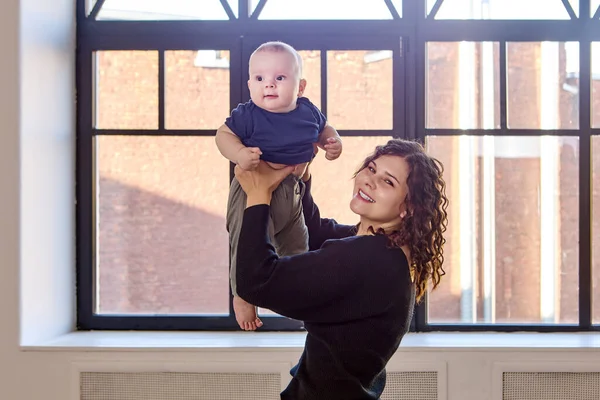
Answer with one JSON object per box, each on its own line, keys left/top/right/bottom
{"left": 301, "top": 177, "right": 356, "bottom": 250}
{"left": 236, "top": 205, "right": 394, "bottom": 322}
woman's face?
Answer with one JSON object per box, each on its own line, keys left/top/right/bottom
{"left": 350, "top": 154, "right": 410, "bottom": 231}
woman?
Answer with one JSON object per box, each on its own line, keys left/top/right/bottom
{"left": 234, "top": 138, "right": 448, "bottom": 400}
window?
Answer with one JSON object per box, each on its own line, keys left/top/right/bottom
{"left": 426, "top": 0, "right": 577, "bottom": 19}
{"left": 77, "top": 0, "right": 600, "bottom": 332}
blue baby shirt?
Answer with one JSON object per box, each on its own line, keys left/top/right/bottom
{"left": 225, "top": 97, "right": 326, "bottom": 165}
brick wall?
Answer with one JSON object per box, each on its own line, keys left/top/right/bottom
{"left": 94, "top": 46, "right": 600, "bottom": 323}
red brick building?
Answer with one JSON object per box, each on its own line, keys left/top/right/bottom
{"left": 94, "top": 44, "right": 600, "bottom": 325}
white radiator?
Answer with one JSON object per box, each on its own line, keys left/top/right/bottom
{"left": 75, "top": 362, "right": 444, "bottom": 400}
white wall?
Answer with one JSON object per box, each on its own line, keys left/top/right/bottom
{"left": 1, "top": 1, "right": 599, "bottom": 399}
{"left": 1, "top": 0, "right": 76, "bottom": 397}
{"left": 0, "top": 0, "right": 23, "bottom": 395}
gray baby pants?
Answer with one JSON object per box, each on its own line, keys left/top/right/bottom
{"left": 227, "top": 174, "right": 309, "bottom": 296}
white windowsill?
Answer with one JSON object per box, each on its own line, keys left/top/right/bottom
{"left": 21, "top": 331, "right": 600, "bottom": 352}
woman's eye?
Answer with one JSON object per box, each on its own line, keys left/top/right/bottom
{"left": 385, "top": 180, "right": 393, "bottom": 186}
{"left": 368, "top": 166, "right": 375, "bottom": 173}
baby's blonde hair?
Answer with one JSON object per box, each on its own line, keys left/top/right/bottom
{"left": 251, "top": 41, "right": 303, "bottom": 77}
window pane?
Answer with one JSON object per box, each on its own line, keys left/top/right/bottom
{"left": 507, "top": 42, "right": 578, "bottom": 129}
{"left": 327, "top": 51, "right": 393, "bottom": 130}
{"left": 426, "top": 0, "right": 434, "bottom": 15}
{"left": 426, "top": 136, "right": 579, "bottom": 325}
{"left": 430, "top": 0, "right": 571, "bottom": 19}
{"left": 390, "top": 0, "right": 402, "bottom": 17}
{"left": 96, "top": 136, "right": 230, "bottom": 315}
{"left": 592, "top": 43, "right": 600, "bottom": 128}
{"left": 226, "top": 0, "right": 238, "bottom": 18}
{"left": 166, "top": 50, "right": 230, "bottom": 130}
{"left": 569, "top": 0, "right": 579, "bottom": 16}
{"left": 97, "top": 0, "right": 229, "bottom": 20}
{"left": 593, "top": 0, "right": 600, "bottom": 16}
{"left": 259, "top": 0, "right": 393, "bottom": 20}
{"left": 593, "top": 136, "right": 600, "bottom": 324}
{"left": 426, "top": 42, "right": 500, "bottom": 129}
{"left": 96, "top": 51, "right": 158, "bottom": 129}
{"left": 87, "top": 0, "right": 97, "bottom": 15}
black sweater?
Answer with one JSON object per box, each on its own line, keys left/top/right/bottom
{"left": 236, "top": 178, "right": 415, "bottom": 400}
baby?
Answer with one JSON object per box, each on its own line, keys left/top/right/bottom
{"left": 215, "top": 41, "right": 342, "bottom": 330}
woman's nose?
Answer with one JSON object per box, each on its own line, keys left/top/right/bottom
{"left": 365, "top": 176, "right": 375, "bottom": 189}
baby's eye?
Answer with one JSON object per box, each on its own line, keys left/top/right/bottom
{"left": 256, "top": 76, "right": 263, "bottom": 81}
{"left": 276, "top": 75, "right": 285, "bottom": 81}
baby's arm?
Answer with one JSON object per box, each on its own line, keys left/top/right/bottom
{"left": 317, "top": 124, "right": 342, "bottom": 161}
{"left": 216, "top": 124, "right": 262, "bottom": 170}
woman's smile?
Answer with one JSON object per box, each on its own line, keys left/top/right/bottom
{"left": 357, "top": 189, "right": 375, "bottom": 203}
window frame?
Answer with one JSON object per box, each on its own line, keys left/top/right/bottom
{"left": 76, "top": 0, "right": 600, "bottom": 332}
{"left": 76, "top": 0, "right": 408, "bottom": 331}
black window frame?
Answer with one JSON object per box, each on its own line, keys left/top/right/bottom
{"left": 76, "top": 0, "right": 600, "bottom": 332}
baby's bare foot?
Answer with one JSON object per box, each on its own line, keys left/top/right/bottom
{"left": 233, "top": 296, "right": 263, "bottom": 331}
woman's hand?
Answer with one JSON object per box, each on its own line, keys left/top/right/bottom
{"left": 235, "top": 161, "right": 295, "bottom": 207}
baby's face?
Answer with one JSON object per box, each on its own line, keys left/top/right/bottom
{"left": 248, "top": 51, "right": 303, "bottom": 113}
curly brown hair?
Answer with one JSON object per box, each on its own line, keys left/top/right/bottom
{"left": 355, "top": 139, "right": 449, "bottom": 303}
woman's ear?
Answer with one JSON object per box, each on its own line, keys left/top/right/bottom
{"left": 399, "top": 202, "right": 412, "bottom": 219}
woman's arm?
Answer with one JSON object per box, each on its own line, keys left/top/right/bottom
{"left": 236, "top": 205, "right": 403, "bottom": 322}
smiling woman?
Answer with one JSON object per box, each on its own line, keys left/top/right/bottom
{"left": 230, "top": 138, "right": 448, "bottom": 398}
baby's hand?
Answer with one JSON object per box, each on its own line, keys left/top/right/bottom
{"left": 323, "top": 137, "right": 342, "bottom": 161}
{"left": 236, "top": 147, "right": 262, "bottom": 170}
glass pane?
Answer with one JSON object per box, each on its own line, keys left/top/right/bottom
{"left": 507, "top": 42, "right": 578, "bottom": 129}
{"left": 426, "top": 0, "right": 437, "bottom": 16}
{"left": 259, "top": 0, "right": 393, "bottom": 20}
{"left": 327, "top": 50, "right": 393, "bottom": 130}
{"left": 593, "top": 136, "right": 600, "bottom": 324}
{"left": 569, "top": 0, "right": 579, "bottom": 17}
{"left": 298, "top": 50, "right": 322, "bottom": 110}
{"left": 166, "top": 50, "right": 230, "bottom": 130}
{"left": 97, "top": 0, "right": 229, "bottom": 20}
{"left": 226, "top": 0, "right": 238, "bottom": 18}
{"left": 593, "top": 0, "right": 600, "bottom": 17}
{"left": 250, "top": 0, "right": 260, "bottom": 17}
{"left": 96, "top": 51, "right": 158, "bottom": 129}
{"left": 426, "top": 136, "right": 579, "bottom": 325}
{"left": 87, "top": 0, "right": 97, "bottom": 16}
{"left": 593, "top": 43, "right": 600, "bottom": 128}
{"left": 96, "top": 136, "right": 230, "bottom": 314}
{"left": 390, "top": 0, "right": 402, "bottom": 17}
{"left": 426, "top": 42, "right": 500, "bottom": 129}
{"left": 434, "top": 0, "right": 571, "bottom": 19}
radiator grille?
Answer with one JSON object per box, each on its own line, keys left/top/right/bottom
{"left": 80, "top": 372, "right": 281, "bottom": 400}
{"left": 503, "top": 372, "right": 600, "bottom": 400}
{"left": 381, "top": 371, "right": 438, "bottom": 400}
